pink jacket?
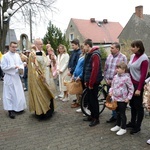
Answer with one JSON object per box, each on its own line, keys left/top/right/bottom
{"left": 50, "top": 61, "right": 58, "bottom": 79}
{"left": 109, "top": 73, "right": 134, "bottom": 102}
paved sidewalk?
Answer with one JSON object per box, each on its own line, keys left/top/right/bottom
{"left": 0, "top": 81, "right": 150, "bottom": 150}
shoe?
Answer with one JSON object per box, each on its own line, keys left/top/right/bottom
{"left": 130, "top": 128, "right": 141, "bottom": 134}
{"left": 126, "top": 121, "right": 135, "bottom": 128}
{"left": 8, "top": 111, "right": 15, "bottom": 119}
{"left": 54, "top": 96, "right": 58, "bottom": 99}
{"left": 58, "top": 94, "right": 64, "bottom": 98}
{"left": 147, "top": 139, "right": 150, "bottom": 145}
{"left": 24, "top": 88, "right": 27, "bottom": 91}
{"left": 76, "top": 108, "right": 82, "bottom": 113}
{"left": 71, "top": 100, "right": 77, "bottom": 105}
{"left": 110, "top": 125, "right": 120, "bottom": 132}
{"left": 71, "top": 103, "right": 80, "bottom": 108}
{"left": 84, "top": 107, "right": 91, "bottom": 115}
{"left": 62, "top": 97, "right": 69, "bottom": 102}
{"left": 89, "top": 119, "right": 99, "bottom": 127}
{"left": 106, "top": 116, "right": 117, "bottom": 123}
{"left": 59, "top": 98, "right": 62, "bottom": 101}
{"left": 116, "top": 129, "right": 127, "bottom": 135}
{"left": 15, "top": 110, "right": 25, "bottom": 114}
{"left": 83, "top": 116, "right": 93, "bottom": 121}
{"left": 72, "top": 99, "right": 77, "bottom": 103}
{"left": 83, "top": 114, "right": 86, "bottom": 117}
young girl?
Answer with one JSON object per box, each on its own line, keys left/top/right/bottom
{"left": 50, "top": 53, "right": 58, "bottom": 90}
{"left": 57, "top": 44, "right": 70, "bottom": 102}
{"left": 109, "top": 62, "right": 134, "bottom": 135}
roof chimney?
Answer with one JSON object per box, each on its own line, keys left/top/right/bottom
{"left": 103, "top": 19, "right": 108, "bottom": 23}
{"left": 90, "top": 18, "right": 95, "bottom": 22}
{"left": 135, "top": 5, "right": 143, "bottom": 18}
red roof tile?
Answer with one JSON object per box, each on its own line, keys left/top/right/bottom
{"left": 72, "top": 18, "right": 123, "bottom": 43}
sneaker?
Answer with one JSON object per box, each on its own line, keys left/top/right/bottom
{"left": 84, "top": 107, "right": 91, "bottom": 115}
{"left": 59, "top": 97, "right": 64, "bottom": 101}
{"left": 58, "top": 94, "right": 64, "bottom": 98}
{"left": 76, "top": 108, "right": 82, "bottom": 113}
{"left": 110, "top": 125, "right": 120, "bottom": 132}
{"left": 62, "top": 97, "right": 69, "bottom": 102}
{"left": 54, "top": 96, "right": 58, "bottom": 99}
{"left": 116, "top": 129, "right": 127, "bottom": 135}
{"left": 147, "top": 139, "right": 150, "bottom": 145}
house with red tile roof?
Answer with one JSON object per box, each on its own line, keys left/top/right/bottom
{"left": 65, "top": 18, "right": 123, "bottom": 51}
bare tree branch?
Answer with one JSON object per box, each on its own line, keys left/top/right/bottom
{"left": 0, "top": 0, "right": 57, "bottom": 53}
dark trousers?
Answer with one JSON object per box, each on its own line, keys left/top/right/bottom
{"left": 0, "top": 67, "right": 4, "bottom": 77}
{"left": 24, "top": 78, "right": 28, "bottom": 90}
{"left": 129, "top": 84, "right": 144, "bottom": 129}
{"left": 116, "top": 102, "right": 127, "bottom": 129}
{"left": 86, "top": 84, "right": 99, "bottom": 119}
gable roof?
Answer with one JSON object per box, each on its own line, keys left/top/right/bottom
{"left": 71, "top": 18, "right": 123, "bottom": 43}
{"left": 118, "top": 12, "right": 150, "bottom": 56}
{"left": 119, "top": 13, "right": 150, "bottom": 38}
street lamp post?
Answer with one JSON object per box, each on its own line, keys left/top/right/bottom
{"left": 29, "top": 8, "right": 32, "bottom": 43}
{"left": 0, "top": 0, "right": 13, "bottom": 53}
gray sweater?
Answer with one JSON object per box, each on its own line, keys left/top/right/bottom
{"left": 128, "top": 53, "right": 149, "bottom": 81}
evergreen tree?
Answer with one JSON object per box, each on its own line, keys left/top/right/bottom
{"left": 99, "top": 46, "right": 108, "bottom": 59}
{"left": 43, "top": 21, "right": 69, "bottom": 55}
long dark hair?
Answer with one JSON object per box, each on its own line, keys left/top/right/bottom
{"left": 131, "top": 40, "right": 145, "bottom": 54}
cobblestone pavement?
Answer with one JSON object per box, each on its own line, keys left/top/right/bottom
{"left": 0, "top": 81, "right": 150, "bottom": 150}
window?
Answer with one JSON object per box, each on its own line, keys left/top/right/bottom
{"left": 70, "top": 33, "right": 74, "bottom": 41}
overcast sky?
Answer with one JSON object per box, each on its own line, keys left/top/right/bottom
{"left": 10, "top": 0, "right": 150, "bottom": 40}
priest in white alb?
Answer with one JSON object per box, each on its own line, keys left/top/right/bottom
{"left": 1, "top": 41, "right": 27, "bottom": 119}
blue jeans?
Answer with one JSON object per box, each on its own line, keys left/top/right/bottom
{"left": 24, "top": 78, "right": 28, "bottom": 90}
{"left": 112, "top": 110, "right": 117, "bottom": 118}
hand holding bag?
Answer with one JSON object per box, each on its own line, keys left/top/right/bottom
{"left": 67, "top": 81, "right": 83, "bottom": 95}
{"left": 63, "top": 75, "right": 71, "bottom": 86}
{"left": 105, "top": 95, "right": 118, "bottom": 110}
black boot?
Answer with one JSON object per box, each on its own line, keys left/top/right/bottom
{"left": 8, "top": 111, "right": 15, "bottom": 119}
{"left": 89, "top": 119, "right": 100, "bottom": 127}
